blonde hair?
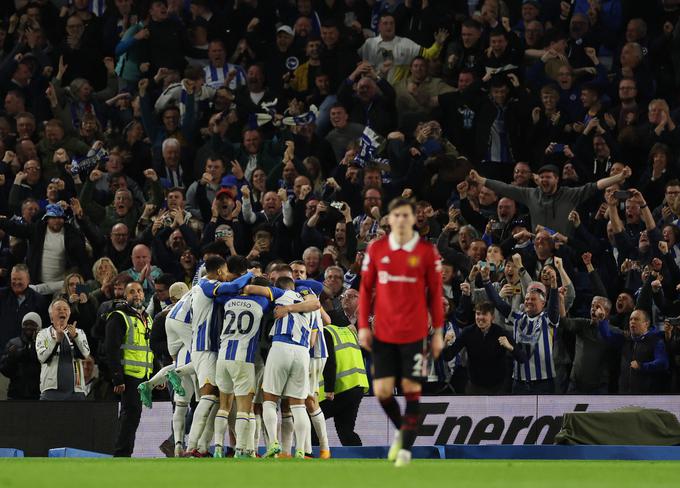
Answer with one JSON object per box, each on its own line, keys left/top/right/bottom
{"left": 62, "top": 272, "right": 84, "bottom": 294}
{"left": 92, "top": 257, "right": 118, "bottom": 282}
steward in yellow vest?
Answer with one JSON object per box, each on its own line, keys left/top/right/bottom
{"left": 316, "top": 324, "right": 368, "bottom": 446}
{"left": 104, "top": 281, "right": 153, "bottom": 457}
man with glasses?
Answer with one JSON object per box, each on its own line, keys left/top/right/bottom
{"left": 353, "top": 187, "right": 382, "bottom": 242}
{"left": 654, "top": 180, "right": 680, "bottom": 226}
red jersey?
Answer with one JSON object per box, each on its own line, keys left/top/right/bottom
{"left": 358, "top": 233, "right": 444, "bottom": 344}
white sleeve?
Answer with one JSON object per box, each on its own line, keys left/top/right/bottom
{"left": 282, "top": 199, "right": 294, "bottom": 228}
{"left": 35, "top": 329, "right": 58, "bottom": 364}
{"left": 74, "top": 330, "right": 91, "bottom": 358}
{"left": 241, "top": 197, "right": 257, "bottom": 224}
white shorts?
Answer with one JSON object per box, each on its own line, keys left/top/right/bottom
{"left": 254, "top": 352, "right": 265, "bottom": 404}
{"left": 262, "top": 342, "right": 310, "bottom": 400}
{"left": 308, "top": 358, "right": 327, "bottom": 397}
{"left": 166, "top": 317, "right": 192, "bottom": 358}
{"left": 192, "top": 351, "right": 217, "bottom": 388}
{"left": 173, "top": 345, "right": 198, "bottom": 402}
{"left": 216, "top": 359, "right": 256, "bottom": 396}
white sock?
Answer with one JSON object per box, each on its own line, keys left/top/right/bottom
{"left": 262, "top": 401, "right": 279, "bottom": 446}
{"left": 147, "top": 364, "right": 175, "bottom": 388}
{"left": 310, "top": 408, "right": 329, "bottom": 450}
{"left": 290, "top": 405, "right": 311, "bottom": 454}
{"left": 214, "top": 409, "right": 229, "bottom": 448}
{"left": 281, "top": 413, "right": 294, "bottom": 455}
{"left": 172, "top": 401, "right": 188, "bottom": 447}
{"left": 187, "top": 395, "right": 217, "bottom": 451}
{"left": 235, "top": 411, "right": 249, "bottom": 451}
{"left": 174, "top": 363, "right": 193, "bottom": 377}
{"left": 198, "top": 402, "right": 218, "bottom": 452}
{"left": 246, "top": 413, "right": 256, "bottom": 452}
{"left": 255, "top": 412, "right": 265, "bottom": 448}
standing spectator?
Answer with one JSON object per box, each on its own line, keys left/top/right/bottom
{"left": 0, "top": 264, "right": 49, "bottom": 351}
{"left": 483, "top": 266, "right": 560, "bottom": 394}
{"left": 443, "top": 301, "right": 525, "bottom": 394}
{"left": 0, "top": 312, "right": 41, "bottom": 400}
{"left": 468, "top": 164, "right": 633, "bottom": 238}
{"left": 104, "top": 281, "right": 154, "bottom": 457}
{"left": 598, "top": 308, "right": 669, "bottom": 393}
{"left": 36, "top": 298, "right": 91, "bottom": 401}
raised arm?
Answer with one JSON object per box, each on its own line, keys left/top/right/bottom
{"left": 468, "top": 169, "right": 531, "bottom": 206}
{"left": 596, "top": 166, "right": 631, "bottom": 190}
{"left": 481, "top": 266, "right": 512, "bottom": 318}
{"left": 597, "top": 318, "right": 625, "bottom": 346}
{"left": 214, "top": 272, "right": 254, "bottom": 295}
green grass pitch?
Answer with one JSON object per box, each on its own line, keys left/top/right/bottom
{"left": 1, "top": 458, "right": 679, "bottom": 488}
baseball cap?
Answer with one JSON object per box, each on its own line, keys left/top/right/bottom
{"left": 277, "top": 25, "right": 294, "bottom": 37}
{"left": 216, "top": 188, "right": 234, "bottom": 199}
{"left": 221, "top": 175, "right": 239, "bottom": 188}
{"left": 43, "top": 203, "right": 65, "bottom": 220}
{"left": 527, "top": 281, "right": 547, "bottom": 300}
{"left": 169, "top": 282, "right": 189, "bottom": 301}
{"left": 522, "top": 0, "right": 540, "bottom": 8}
{"left": 537, "top": 164, "right": 560, "bottom": 176}
{"left": 22, "top": 312, "right": 42, "bottom": 328}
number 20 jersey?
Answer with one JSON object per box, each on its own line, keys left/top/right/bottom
{"left": 219, "top": 293, "right": 276, "bottom": 363}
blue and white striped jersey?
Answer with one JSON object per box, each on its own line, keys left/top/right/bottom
{"left": 296, "top": 282, "right": 327, "bottom": 360}
{"left": 219, "top": 292, "right": 280, "bottom": 363}
{"left": 166, "top": 291, "right": 193, "bottom": 357}
{"left": 203, "top": 63, "right": 247, "bottom": 90}
{"left": 511, "top": 310, "right": 558, "bottom": 382}
{"left": 309, "top": 310, "right": 327, "bottom": 359}
{"left": 191, "top": 274, "right": 253, "bottom": 353}
{"left": 270, "top": 289, "right": 316, "bottom": 348}
{"left": 168, "top": 290, "right": 193, "bottom": 325}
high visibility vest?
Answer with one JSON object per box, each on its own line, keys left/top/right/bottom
{"left": 112, "top": 310, "right": 154, "bottom": 380}
{"left": 318, "top": 324, "right": 369, "bottom": 402}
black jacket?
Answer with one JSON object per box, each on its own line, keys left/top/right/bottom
{"left": 104, "top": 303, "right": 152, "bottom": 386}
{"left": 0, "top": 218, "right": 91, "bottom": 283}
{"left": 0, "top": 334, "right": 41, "bottom": 399}
{"left": 0, "top": 287, "right": 48, "bottom": 351}
{"left": 443, "top": 323, "right": 526, "bottom": 387}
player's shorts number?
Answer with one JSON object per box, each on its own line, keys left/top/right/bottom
{"left": 412, "top": 353, "right": 424, "bottom": 377}
{"left": 224, "top": 310, "right": 255, "bottom": 335}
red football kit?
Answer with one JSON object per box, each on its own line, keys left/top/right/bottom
{"left": 358, "top": 233, "right": 444, "bottom": 344}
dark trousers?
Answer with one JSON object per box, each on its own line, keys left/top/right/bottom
{"left": 315, "top": 386, "right": 364, "bottom": 446}
{"left": 512, "top": 378, "right": 556, "bottom": 394}
{"left": 114, "top": 376, "right": 143, "bottom": 457}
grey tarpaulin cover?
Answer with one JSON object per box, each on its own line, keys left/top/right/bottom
{"left": 555, "top": 407, "right": 680, "bottom": 445}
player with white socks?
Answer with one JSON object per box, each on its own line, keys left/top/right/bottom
{"left": 213, "top": 270, "right": 271, "bottom": 458}
{"left": 260, "top": 276, "right": 321, "bottom": 459}
{"left": 290, "top": 261, "right": 331, "bottom": 458}
{"left": 185, "top": 256, "right": 253, "bottom": 457}
{"left": 306, "top": 308, "right": 331, "bottom": 458}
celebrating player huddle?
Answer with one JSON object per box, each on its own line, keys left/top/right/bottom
{"left": 137, "top": 255, "right": 330, "bottom": 459}
{"left": 137, "top": 198, "right": 443, "bottom": 466}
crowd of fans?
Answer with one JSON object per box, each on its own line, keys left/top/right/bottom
{"left": 1, "top": 0, "right": 680, "bottom": 401}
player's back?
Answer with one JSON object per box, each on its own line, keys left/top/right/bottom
{"left": 220, "top": 294, "right": 269, "bottom": 363}
{"left": 360, "top": 235, "right": 443, "bottom": 344}
{"left": 191, "top": 278, "right": 226, "bottom": 353}
{"left": 271, "top": 289, "right": 314, "bottom": 348}
{"left": 166, "top": 290, "right": 193, "bottom": 356}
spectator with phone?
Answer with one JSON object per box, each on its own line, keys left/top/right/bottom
{"left": 35, "top": 298, "right": 91, "bottom": 401}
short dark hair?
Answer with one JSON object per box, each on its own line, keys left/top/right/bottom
{"left": 388, "top": 197, "right": 416, "bottom": 214}
{"left": 268, "top": 262, "right": 292, "bottom": 275}
{"left": 475, "top": 302, "right": 496, "bottom": 315}
{"left": 226, "top": 255, "right": 249, "bottom": 276}
{"left": 462, "top": 19, "right": 482, "bottom": 31}
{"left": 201, "top": 241, "right": 228, "bottom": 258}
{"left": 289, "top": 260, "right": 305, "bottom": 267}
{"left": 251, "top": 276, "right": 271, "bottom": 287}
{"left": 275, "top": 276, "right": 295, "bottom": 289}
{"left": 155, "top": 273, "right": 175, "bottom": 288}
{"left": 489, "top": 27, "right": 507, "bottom": 39}
{"left": 204, "top": 255, "right": 227, "bottom": 274}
